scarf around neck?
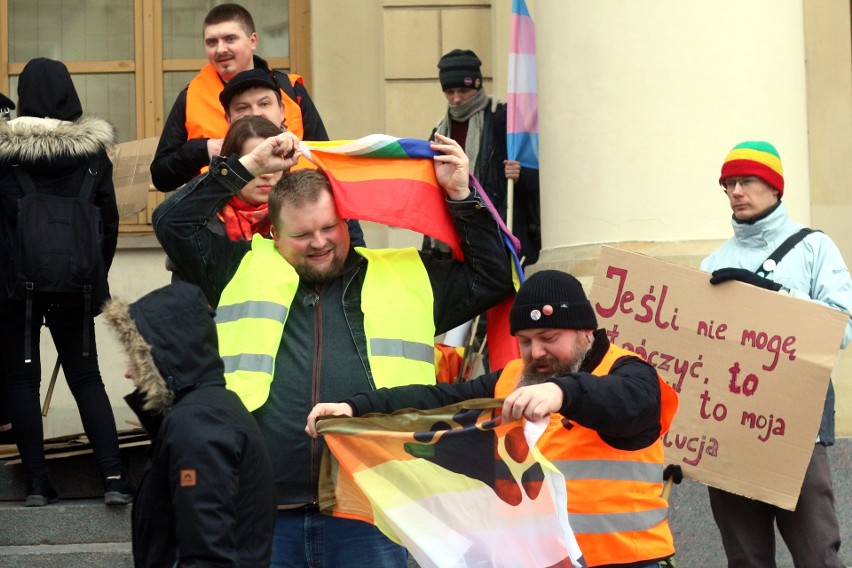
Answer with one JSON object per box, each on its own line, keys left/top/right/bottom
{"left": 435, "top": 89, "right": 491, "bottom": 176}
{"left": 218, "top": 195, "right": 272, "bottom": 240}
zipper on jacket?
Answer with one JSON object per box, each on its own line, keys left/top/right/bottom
{"left": 309, "top": 285, "right": 323, "bottom": 499}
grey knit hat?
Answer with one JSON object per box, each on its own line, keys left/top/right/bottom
{"left": 510, "top": 271, "right": 598, "bottom": 334}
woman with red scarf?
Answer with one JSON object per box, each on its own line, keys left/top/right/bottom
{"left": 162, "top": 115, "right": 364, "bottom": 283}
{"left": 213, "top": 115, "right": 282, "bottom": 240}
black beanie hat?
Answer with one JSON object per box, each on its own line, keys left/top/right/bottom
{"left": 510, "top": 271, "right": 598, "bottom": 334}
{"left": 438, "top": 49, "right": 483, "bottom": 91}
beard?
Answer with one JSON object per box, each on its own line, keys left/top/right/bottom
{"left": 293, "top": 249, "right": 347, "bottom": 284}
{"left": 517, "top": 344, "right": 591, "bottom": 388}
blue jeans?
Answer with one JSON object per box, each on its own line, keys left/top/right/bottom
{"left": 272, "top": 506, "right": 408, "bottom": 568}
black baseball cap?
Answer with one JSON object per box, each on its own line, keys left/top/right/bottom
{"left": 0, "top": 92, "right": 15, "bottom": 112}
{"left": 219, "top": 68, "right": 280, "bottom": 111}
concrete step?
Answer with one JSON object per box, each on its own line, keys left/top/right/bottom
{"left": 0, "top": 441, "right": 143, "bottom": 567}
{"left": 0, "top": 443, "right": 148, "bottom": 502}
{"left": 0, "top": 498, "right": 130, "bottom": 547}
{"left": 0, "top": 542, "right": 132, "bottom": 568}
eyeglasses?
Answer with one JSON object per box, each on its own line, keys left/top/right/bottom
{"left": 721, "top": 176, "right": 761, "bottom": 192}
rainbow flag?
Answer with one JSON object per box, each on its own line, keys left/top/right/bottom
{"left": 507, "top": 0, "right": 539, "bottom": 169}
{"left": 300, "top": 135, "right": 521, "bottom": 262}
{"left": 317, "top": 400, "right": 585, "bottom": 568}
{"left": 301, "top": 136, "right": 524, "bottom": 370}
{"left": 300, "top": 135, "right": 462, "bottom": 258}
{"left": 470, "top": 168, "right": 523, "bottom": 371}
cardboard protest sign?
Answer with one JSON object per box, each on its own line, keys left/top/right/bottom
{"left": 110, "top": 137, "right": 159, "bottom": 217}
{"left": 589, "top": 246, "right": 848, "bottom": 510}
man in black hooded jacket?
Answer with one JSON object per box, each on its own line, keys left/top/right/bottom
{"left": 104, "top": 281, "right": 275, "bottom": 567}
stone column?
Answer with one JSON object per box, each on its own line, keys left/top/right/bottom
{"left": 534, "top": 0, "right": 811, "bottom": 275}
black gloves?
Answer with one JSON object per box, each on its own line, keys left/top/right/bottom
{"left": 709, "top": 268, "right": 782, "bottom": 291}
{"left": 663, "top": 464, "right": 683, "bottom": 484}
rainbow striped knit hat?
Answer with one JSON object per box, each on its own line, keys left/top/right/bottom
{"left": 719, "top": 141, "right": 784, "bottom": 196}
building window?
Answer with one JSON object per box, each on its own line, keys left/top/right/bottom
{"left": 1, "top": 0, "right": 309, "bottom": 233}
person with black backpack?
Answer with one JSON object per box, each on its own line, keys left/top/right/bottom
{"left": 0, "top": 58, "right": 134, "bottom": 507}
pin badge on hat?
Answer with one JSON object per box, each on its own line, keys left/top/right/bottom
{"left": 530, "top": 309, "right": 541, "bottom": 321}
{"left": 542, "top": 304, "right": 554, "bottom": 316}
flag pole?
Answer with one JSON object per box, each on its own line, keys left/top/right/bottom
{"left": 506, "top": 178, "right": 515, "bottom": 233}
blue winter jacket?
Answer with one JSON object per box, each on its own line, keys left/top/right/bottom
{"left": 701, "top": 202, "right": 852, "bottom": 444}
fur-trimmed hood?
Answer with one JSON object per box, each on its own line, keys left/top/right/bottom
{"left": 102, "top": 282, "right": 226, "bottom": 418}
{"left": 0, "top": 115, "right": 116, "bottom": 166}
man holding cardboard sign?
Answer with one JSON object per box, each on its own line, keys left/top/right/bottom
{"left": 700, "top": 141, "right": 852, "bottom": 567}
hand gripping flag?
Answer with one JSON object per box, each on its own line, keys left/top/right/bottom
{"left": 317, "top": 399, "right": 586, "bottom": 568}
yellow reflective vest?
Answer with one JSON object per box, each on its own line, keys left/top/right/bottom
{"left": 216, "top": 235, "right": 436, "bottom": 411}
{"left": 494, "top": 346, "right": 678, "bottom": 566}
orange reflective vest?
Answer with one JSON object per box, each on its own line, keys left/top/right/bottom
{"left": 185, "top": 65, "right": 314, "bottom": 171}
{"left": 186, "top": 64, "right": 305, "bottom": 140}
{"left": 495, "top": 345, "right": 678, "bottom": 566}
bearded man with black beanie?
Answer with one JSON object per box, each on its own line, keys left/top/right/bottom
{"left": 308, "top": 269, "right": 679, "bottom": 568}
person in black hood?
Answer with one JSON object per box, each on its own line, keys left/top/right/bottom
{"left": 0, "top": 58, "right": 131, "bottom": 506}
{"left": 103, "top": 281, "right": 275, "bottom": 568}
{"left": 16, "top": 57, "right": 84, "bottom": 121}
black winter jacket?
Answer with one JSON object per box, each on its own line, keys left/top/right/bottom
{"left": 104, "top": 282, "right": 275, "bottom": 567}
{"left": 0, "top": 115, "right": 119, "bottom": 311}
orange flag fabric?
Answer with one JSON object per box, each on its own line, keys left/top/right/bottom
{"left": 317, "top": 399, "right": 585, "bottom": 568}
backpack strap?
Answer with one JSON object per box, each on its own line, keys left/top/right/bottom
{"left": 12, "top": 166, "right": 38, "bottom": 362}
{"left": 12, "top": 156, "right": 100, "bottom": 201}
{"left": 78, "top": 156, "right": 100, "bottom": 356}
{"left": 79, "top": 156, "right": 101, "bottom": 202}
{"left": 755, "top": 228, "right": 820, "bottom": 277}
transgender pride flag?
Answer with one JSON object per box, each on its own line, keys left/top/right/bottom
{"left": 507, "top": 0, "right": 539, "bottom": 169}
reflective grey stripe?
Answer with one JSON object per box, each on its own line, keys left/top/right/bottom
{"left": 570, "top": 507, "right": 669, "bottom": 535}
{"left": 215, "top": 301, "right": 288, "bottom": 324}
{"left": 222, "top": 353, "right": 274, "bottom": 375}
{"left": 370, "top": 338, "right": 434, "bottom": 364}
{"left": 553, "top": 460, "right": 661, "bottom": 483}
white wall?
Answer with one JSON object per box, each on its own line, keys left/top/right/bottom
{"left": 538, "top": 0, "right": 811, "bottom": 248}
